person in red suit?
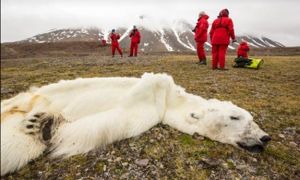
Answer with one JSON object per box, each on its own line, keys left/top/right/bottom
{"left": 129, "top": 25, "right": 141, "bottom": 57}
{"left": 237, "top": 41, "right": 250, "bottom": 58}
{"left": 193, "top": 11, "right": 209, "bottom": 65}
{"left": 209, "top": 9, "right": 236, "bottom": 70}
{"left": 110, "top": 29, "right": 123, "bottom": 58}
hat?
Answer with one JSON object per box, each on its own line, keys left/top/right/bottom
{"left": 219, "top": 9, "right": 229, "bottom": 17}
{"left": 199, "top": 11, "right": 206, "bottom": 17}
{"left": 112, "top": 29, "right": 115, "bottom": 32}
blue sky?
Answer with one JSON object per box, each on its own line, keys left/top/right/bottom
{"left": 1, "top": 0, "right": 300, "bottom": 46}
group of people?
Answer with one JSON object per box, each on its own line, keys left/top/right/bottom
{"left": 194, "top": 8, "right": 249, "bottom": 70}
{"left": 104, "top": 8, "right": 250, "bottom": 70}
{"left": 108, "top": 25, "right": 141, "bottom": 58}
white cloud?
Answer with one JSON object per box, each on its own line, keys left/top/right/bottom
{"left": 1, "top": 0, "right": 300, "bottom": 46}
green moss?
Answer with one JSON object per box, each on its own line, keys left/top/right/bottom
{"left": 179, "top": 134, "right": 195, "bottom": 146}
{"left": 95, "top": 162, "right": 105, "bottom": 173}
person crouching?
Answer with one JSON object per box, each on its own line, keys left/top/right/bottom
{"left": 237, "top": 41, "right": 250, "bottom": 58}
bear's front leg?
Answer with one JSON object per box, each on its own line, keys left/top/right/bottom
{"left": 21, "top": 112, "right": 64, "bottom": 144}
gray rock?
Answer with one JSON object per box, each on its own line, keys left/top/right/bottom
{"left": 278, "top": 134, "right": 285, "bottom": 138}
{"left": 135, "top": 159, "right": 149, "bottom": 167}
{"left": 289, "top": 141, "right": 297, "bottom": 147}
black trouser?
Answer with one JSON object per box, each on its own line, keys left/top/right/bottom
{"left": 234, "top": 57, "right": 252, "bottom": 67}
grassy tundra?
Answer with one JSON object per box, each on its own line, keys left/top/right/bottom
{"left": 1, "top": 53, "right": 300, "bottom": 179}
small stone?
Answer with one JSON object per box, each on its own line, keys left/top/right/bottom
{"left": 135, "top": 159, "right": 149, "bottom": 167}
{"left": 289, "top": 141, "right": 297, "bottom": 147}
{"left": 221, "top": 162, "right": 229, "bottom": 169}
{"left": 236, "top": 164, "right": 247, "bottom": 170}
{"left": 159, "top": 164, "right": 164, "bottom": 169}
{"left": 278, "top": 134, "right": 285, "bottom": 138}
{"left": 150, "top": 139, "right": 155, "bottom": 143}
{"left": 192, "top": 133, "right": 205, "bottom": 140}
{"left": 120, "top": 172, "right": 129, "bottom": 179}
{"left": 115, "top": 157, "right": 122, "bottom": 162}
{"left": 103, "top": 165, "right": 107, "bottom": 171}
{"left": 122, "top": 162, "right": 128, "bottom": 166}
{"left": 111, "top": 151, "right": 115, "bottom": 155}
{"left": 198, "top": 157, "right": 220, "bottom": 168}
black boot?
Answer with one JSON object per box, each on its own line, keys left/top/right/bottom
{"left": 199, "top": 59, "right": 207, "bottom": 65}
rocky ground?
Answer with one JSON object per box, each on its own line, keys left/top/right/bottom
{"left": 1, "top": 54, "right": 300, "bottom": 179}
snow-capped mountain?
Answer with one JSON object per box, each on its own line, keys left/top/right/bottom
{"left": 18, "top": 20, "right": 284, "bottom": 52}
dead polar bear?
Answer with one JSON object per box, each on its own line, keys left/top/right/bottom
{"left": 1, "top": 73, "right": 271, "bottom": 176}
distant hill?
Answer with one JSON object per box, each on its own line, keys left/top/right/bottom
{"left": 15, "top": 20, "right": 284, "bottom": 52}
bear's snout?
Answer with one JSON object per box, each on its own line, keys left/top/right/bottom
{"left": 260, "top": 135, "right": 271, "bottom": 144}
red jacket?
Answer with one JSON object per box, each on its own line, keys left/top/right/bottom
{"left": 209, "top": 11, "right": 235, "bottom": 45}
{"left": 194, "top": 15, "right": 209, "bottom": 43}
{"left": 237, "top": 42, "right": 250, "bottom": 58}
{"left": 129, "top": 30, "right": 141, "bottom": 44}
{"left": 110, "top": 33, "right": 120, "bottom": 46}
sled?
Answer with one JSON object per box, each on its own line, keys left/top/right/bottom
{"left": 233, "top": 57, "right": 264, "bottom": 69}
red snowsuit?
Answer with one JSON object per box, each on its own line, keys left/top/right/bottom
{"left": 129, "top": 30, "right": 141, "bottom": 56}
{"left": 194, "top": 15, "right": 209, "bottom": 61}
{"left": 237, "top": 42, "right": 250, "bottom": 58}
{"left": 110, "top": 33, "right": 123, "bottom": 57}
{"left": 101, "top": 39, "right": 107, "bottom": 46}
{"left": 209, "top": 9, "right": 236, "bottom": 69}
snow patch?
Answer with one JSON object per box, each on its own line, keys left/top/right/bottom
{"left": 247, "top": 36, "right": 266, "bottom": 47}
{"left": 160, "top": 29, "right": 174, "bottom": 51}
{"left": 262, "top": 38, "right": 276, "bottom": 47}
{"left": 205, "top": 42, "right": 212, "bottom": 47}
{"left": 185, "top": 36, "right": 196, "bottom": 51}
{"left": 119, "top": 28, "right": 131, "bottom": 42}
{"left": 248, "top": 42, "right": 259, "bottom": 48}
{"left": 172, "top": 27, "right": 195, "bottom": 51}
{"left": 228, "top": 45, "right": 235, "bottom": 50}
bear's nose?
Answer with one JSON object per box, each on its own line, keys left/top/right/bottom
{"left": 260, "top": 135, "right": 271, "bottom": 143}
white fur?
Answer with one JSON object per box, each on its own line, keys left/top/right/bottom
{"left": 1, "top": 73, "right": 269, "bottom": 176}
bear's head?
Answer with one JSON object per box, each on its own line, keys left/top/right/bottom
{"left": 164, "top": 89, "right": 271, "bottom": 153}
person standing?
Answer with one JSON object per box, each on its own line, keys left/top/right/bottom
{"left": 129, "top": 25, "right": 141, "bottom": 57}
{"left": 193, "top": 11, "right": 209, "bottom": 65}
{"left": 209, "top": 9, "right": 236, "bottom": 70}
{"left": 110, "top": 29, "right": 123, "bottom": 58}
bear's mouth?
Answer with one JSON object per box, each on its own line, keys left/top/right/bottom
{"left": 236, "top": 142, "right": 264, "bottom": 153}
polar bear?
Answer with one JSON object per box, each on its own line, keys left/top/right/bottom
{"left": 1, "top": 73, "right": 271, "bottom": 176}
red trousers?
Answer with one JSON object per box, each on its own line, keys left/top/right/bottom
{"left": 112, "top": 44, "right": 122, "bottom": 57}
{"left": 130, "top": 42, "right": 138, "bottom": 56}
{"left": 196, "top": 42, "right": 206, "bottom": 60}
{"left": 212, "top": 44, "right": 228, "bottom": 69}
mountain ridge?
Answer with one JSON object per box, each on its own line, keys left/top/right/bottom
{"left": 16, "top": 21, "right": 285, "bottom": 52}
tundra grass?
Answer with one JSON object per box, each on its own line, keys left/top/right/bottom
{"left": 1, "top": 55, "right": 300, "bottom": 179}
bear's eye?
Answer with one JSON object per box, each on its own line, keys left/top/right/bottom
{"left": 190, "top": 113, "right": 199, "bottom": 120}
{"left": 230, "top": 116, "right": 240, "bottom": 120}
